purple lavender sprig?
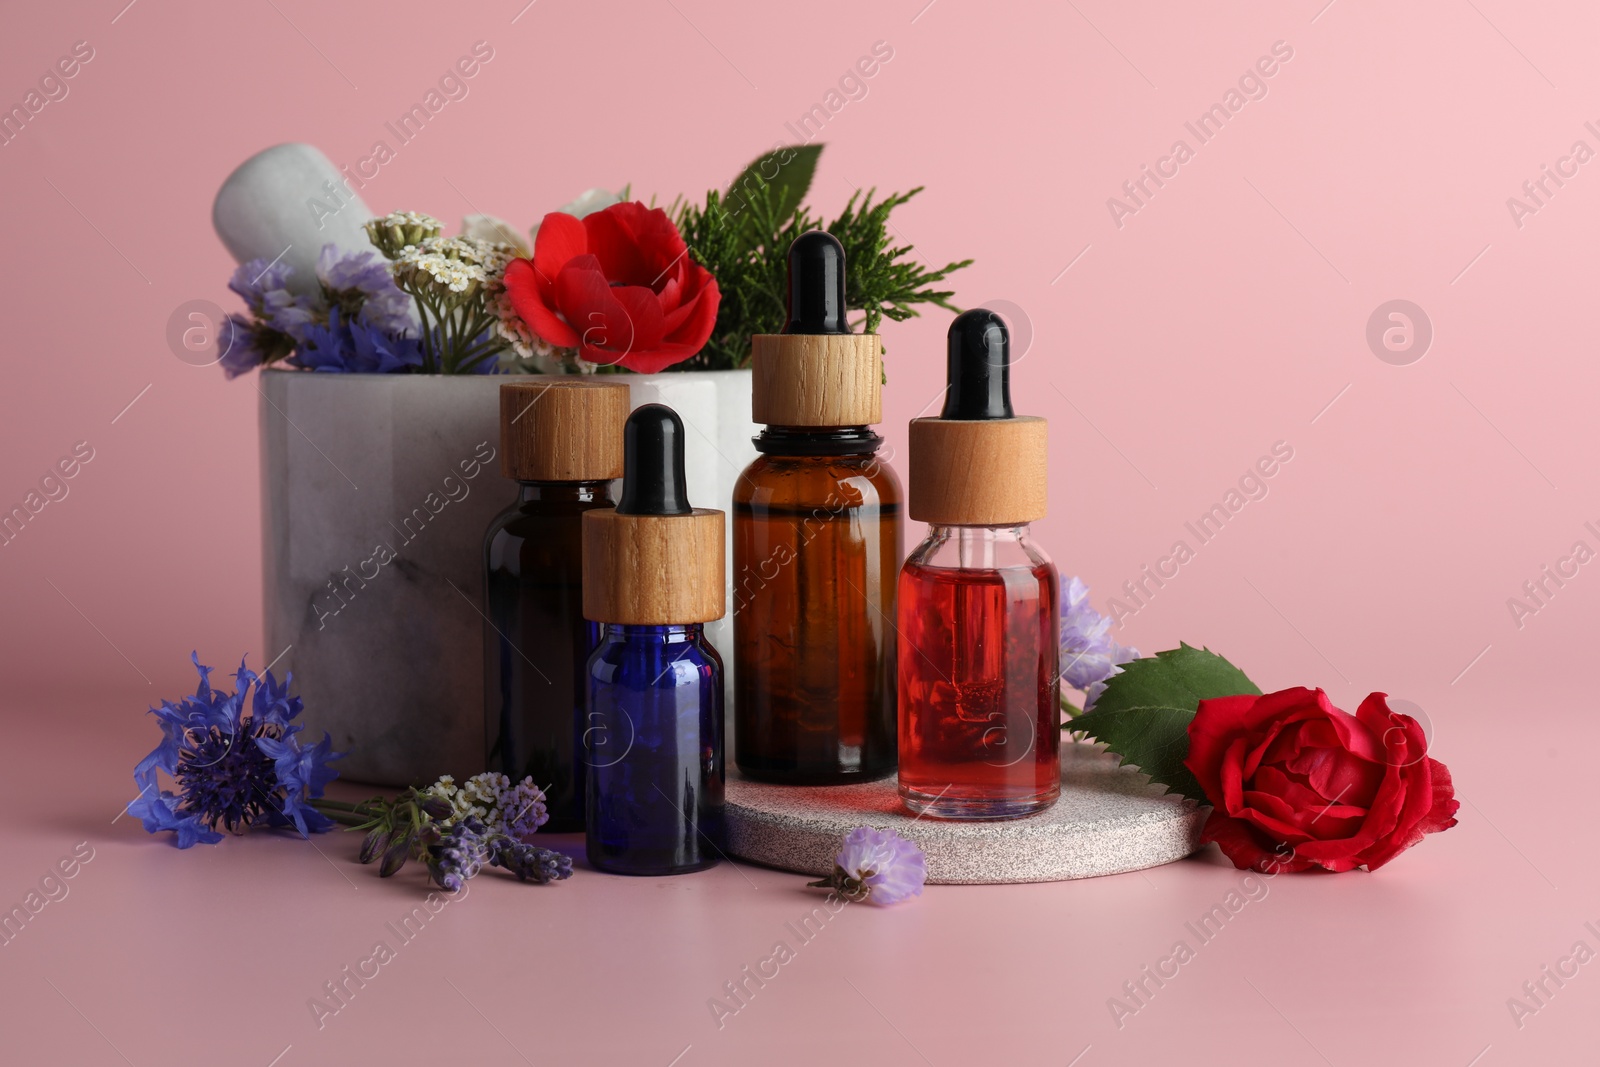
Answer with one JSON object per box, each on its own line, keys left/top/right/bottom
{"left": 426, "top": 816, "right": 491, "bottom": 893}
{"left": 491, "top": 838, "right": 574, "bottom": 885}
{"left": 331, "top": 775, "right": 569, "bottom": 892}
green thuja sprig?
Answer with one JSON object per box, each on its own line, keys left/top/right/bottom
{"left": 669, "top": 146, "right": 972, "bottom": 371}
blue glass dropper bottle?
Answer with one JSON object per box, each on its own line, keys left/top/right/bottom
{"left": 582, "top": 404, "right": 727, "bottom": 876}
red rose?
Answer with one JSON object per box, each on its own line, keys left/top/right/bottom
{"left": 1184, "top": 687, "right": 1458, "bottom": 873}
{"left": 502, "top": 202, "right": 720, "bottom": 374}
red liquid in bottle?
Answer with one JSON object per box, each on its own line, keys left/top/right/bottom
{"left": 897, "top": 558, "right": 1060, "bottom": 818}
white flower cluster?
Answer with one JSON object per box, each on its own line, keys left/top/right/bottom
{"left": 366, "top": 211, "right": 443, "bottom": 259}
{"left": 383, "top": 209, "right": 439, "bottom": 229}
{"left": 395, "top": 235, "right": 515, "bottom": 297}
{"left": 491, "top": 290, "right": 556, "bottom": 362}
{"left": 427, "top": 772, "right": 549, "bottom": 839}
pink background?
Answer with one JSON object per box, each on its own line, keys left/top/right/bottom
{"left": 2, "top": 0, "right": 1596, "bottom": 1064}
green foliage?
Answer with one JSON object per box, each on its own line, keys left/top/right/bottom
{"left": 724, "top": 144, "right": 823, "bottom": 241}
{"left": 315, "top": 786, "right": 450, "bottom": 878}
{"left": 670, "top": 145, "right": 972, "bottom": 371}
{"left": 1068, "top": 644, "right": 1261, "bottom": 803}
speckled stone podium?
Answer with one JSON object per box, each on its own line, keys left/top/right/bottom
{"left": 725, "top": 741, "right": 1205, "bottom": 883}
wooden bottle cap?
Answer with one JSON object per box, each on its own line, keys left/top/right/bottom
{"left": 499, "top": 379, "right": 630, "bottom": 482}
{"left": 582, "top": 508, "right": 726, "bottom": 624}
{"left": 750, "top": 333, "right": 883, "bottom": 426}
{"left": 908, "top": 416, "right": 1048, "bottom": 525}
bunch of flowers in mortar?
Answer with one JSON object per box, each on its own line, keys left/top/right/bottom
{"left": 491, "top": 144, "right": 971, "bottom": 374}
{"left": 218, "top": 243, "right": 423, "bottom": 377}
{"left": 214, "top": 143, "right": 971, "bottom": 377}
{"left": 215, "top": 212, "right": 523, "bottom": 377}
{"left": 364, "top": 211, "right": 524, "bottom": 374}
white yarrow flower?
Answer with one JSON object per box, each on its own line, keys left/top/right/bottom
{"left": 462, "top": 214, "right": 529, "bottom": 256}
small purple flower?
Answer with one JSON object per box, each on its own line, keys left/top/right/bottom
{"left": 292, "top": 309, "right": 422, "bottom": 374}
{"left": 494, "top": 778, "right": 550, "bottom": 841}
{"left": 427, "top": 816, "right": 491, "bottom": 892}
{"left": 316, "top": 244, "right": 413, "bottom": 336}
{"left": 228, "top": 258, "right": 315, "bottom": 340}
{"left": 216, "top": 315, "right": 262, "bottom": 378}
{"left": 216, "top": 314, "right": 296, "bottom": 378}
{"left": 490, "top": 838, "right": 573, "bottom": 884}
{"left": 131, "top": 653, "right": 343, "bottom": 848}
{"left": 810, "top": 827, "right": 926, "bottom": 905}
{"left": 1060, "top": 576, "right": 1138, "bottom": 711}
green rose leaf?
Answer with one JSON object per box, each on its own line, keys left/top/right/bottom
{"left": 1069, "top": 643, "right": 1261, "bottom": 803}
{"left": 725, "top": 144, "right": 823, "bottom": 234}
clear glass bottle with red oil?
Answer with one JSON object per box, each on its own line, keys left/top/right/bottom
{"left": 898, "top": 310, "right": 1060, "bottom": 819}
{"left": 733, "top": 232, "right": 901, "bottom": 784}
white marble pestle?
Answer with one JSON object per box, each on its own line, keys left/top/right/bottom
{"left": 212, "top": 143, "right": 376, "bottom": 293}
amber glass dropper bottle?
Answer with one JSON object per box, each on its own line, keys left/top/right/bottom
{"left": 483, "top": 379, "right": 629, "bottom": 832}
{"left": 732, "top": 230, "right": 903, "bottom": 784}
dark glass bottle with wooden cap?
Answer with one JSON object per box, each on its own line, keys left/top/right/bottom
{"left": 584, "top": 404, "right": 726, "bottom": 875}
{"left": 898, "top": 310, "right": 1060, "bottom": 819}
{"left": 483, "top": 379, "right": 629, "bottom": 833}
{"left": 733, "top": 231, "right": 902, "bottom": 785}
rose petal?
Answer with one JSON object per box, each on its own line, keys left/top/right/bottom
{"left": 602, "top": 285, "right": 668, "bottom": 364}
{"left": 1201, "top": 810, "right": 1316, "bottom": 873}
{"left": 1252, "top": 765, "right": 1333, "bottom": 817}
{"left": 1216, "top": 735, "right": 1252, "bottom": 814}
{"left": 532, "top": 212, "right": 588, "bottom": 287}
{"left": 1185, "top": 693, "right": 1265, "bottom": 805}
{"left": 554, "top": 257, "right": 637, "bottom": 361}
{"left": 583, "top": 205, "right": 655, "bottom": 286}
{"left": 656, "top": 274, "right": 686, "bottom": 321}
{"left": 1299, "top": 746, "right": 1384, "bottom": 807}
{"left": 504, "top": 258, "right": 579, "bottom": 348}
{"left": 1354, "top": 692, "right": 1428, "bottom": 769}
{"left": 665, "top": 274, "right": 719, "bottom": 349}
{"left": 1415, "top": 758, "right": 1461, "bottom": 836}
{"left": 1237, "top": 790, "right": 1317, "bottom": 843}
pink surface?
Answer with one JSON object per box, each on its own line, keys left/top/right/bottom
{"left": 2, "top": 0, "right": 1597, "bottom": 1062}
{"left": 5, "top": 684, "right": 1593, "bottom": 1066}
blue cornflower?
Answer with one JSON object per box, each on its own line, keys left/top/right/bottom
{"left": 1060, "top": 576, "right": 1139, "bottom": 711}
{"left": 293, "top": 308, "right": 422, "bottom": 374}
{"left": 130, "top": 653, "right": 343, "bottom": 848}
{"left": 316, "top": 244, "right": 413, "bottom": 336}
{"left": 256, "top": 731, "right": 340, "bottom": 837}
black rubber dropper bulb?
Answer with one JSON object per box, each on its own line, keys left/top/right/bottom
{"left": 782, "top": 230, "right": 850, "bottom": 335}
{"left": 616, "top": 404, "right": 691, "bottom": 516}
{"left": 940, "top": 309, "right": 1014, "bottom": 420}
